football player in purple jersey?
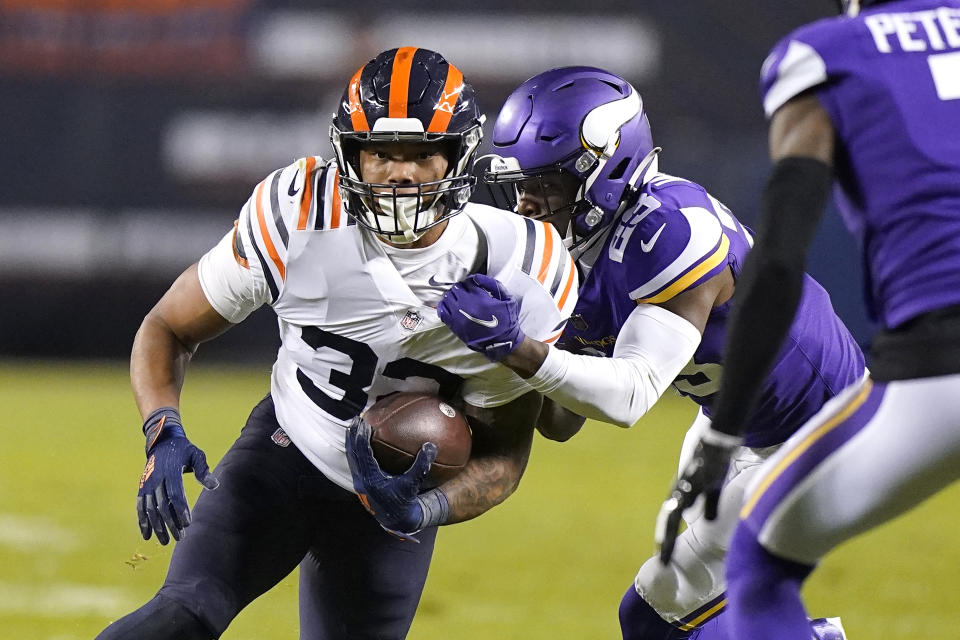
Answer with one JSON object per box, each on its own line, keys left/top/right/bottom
{"left": 438, "top": 66, "right": 860, "bottom": 639}
{"left": 658, "top": 0, "right": 960, "bottom": 638}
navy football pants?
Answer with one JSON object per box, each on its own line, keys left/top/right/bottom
{"left": 96, "top": 395, "right": 437, "bottom": 639}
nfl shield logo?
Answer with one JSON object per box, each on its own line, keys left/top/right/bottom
{"left": 401, "top": 310, "right": 422, "bottom": 331}
{"left": 271, "top": 428, "right": 291, "bottom": 447}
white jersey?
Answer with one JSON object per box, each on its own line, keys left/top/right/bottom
{"left": 197, "top": 157, "right": 578, "bottom": 491}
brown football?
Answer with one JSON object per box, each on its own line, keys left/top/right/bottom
{"left": 365, "top": 392, "right": 472, "bottom": 487}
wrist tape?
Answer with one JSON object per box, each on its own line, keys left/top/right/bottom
{"left": 142, "top": 407, "right": 184, "bottom": 455}
{"left": 416, "top": 488, "right": 451, "bottom": 529}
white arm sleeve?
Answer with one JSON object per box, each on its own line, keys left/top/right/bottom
{"left": 525, "top": 304, "right": 701, "bottom": 428}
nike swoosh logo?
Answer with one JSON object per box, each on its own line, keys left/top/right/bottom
{"left": 458, "top": 309, "right": 499, "bottom": 328}
{"left": 640, "top": 223, "right": 667, "bottom": 253}
{"left": 288, "top": 170, "right": 301, "bottom": 196}
{"left": 428, "top": 275, "right": 459, "bottom": 287}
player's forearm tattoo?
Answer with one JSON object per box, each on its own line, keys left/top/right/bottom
{"left": 443, "top": 452, "right": 529, "bottom": 523}
{"left": 445, "top": 392, "right": 538, "bottom": 523}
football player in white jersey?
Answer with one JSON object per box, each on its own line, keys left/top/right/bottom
{"left": 95, "top": 48, "right": 577, "bottom": 640}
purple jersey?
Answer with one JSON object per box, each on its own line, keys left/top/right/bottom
{"left": 557, "top": 172, "right": 865, "bottom": 447}
{"left": 760, "top": 0, "right": 960, "bottom": 329}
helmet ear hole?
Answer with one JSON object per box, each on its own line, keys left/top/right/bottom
{"left": 442, "top": 140, "right": 461, "bottom": 174}
{"left": 339, "top": 139, "right": 363, "bottom": 178}
{"left": 606, "top": 157, "right": 632, "bottom": 181}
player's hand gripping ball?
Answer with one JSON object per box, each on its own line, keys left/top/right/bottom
{"left": 345, "top": 393, "right": 471, "bottom": 539}
{"left": 364, "top": 392, "right": 472, "bottom": 487}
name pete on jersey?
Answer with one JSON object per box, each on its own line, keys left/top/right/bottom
{"left": 197, "top": 156, "right": 578, "bottom": 490}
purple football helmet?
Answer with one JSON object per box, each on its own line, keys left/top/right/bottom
{"left": 485, "top": 66, "right": 657, "bottom": 243}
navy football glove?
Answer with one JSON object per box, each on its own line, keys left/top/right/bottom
{"left": 655, "top": 428, "right": 741, "bottom": 565}
{"left": 437, "top": 274, "right": 525, "bottom": 362}
{"left": 137, "top": 407, "right": 219, "bottom": 545}
{"left": 345, "top": 417, "right": 440, "bottom": 542}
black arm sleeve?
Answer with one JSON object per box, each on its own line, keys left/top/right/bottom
{"left": 708, "top": 157, "right": 833, "bottom": 437}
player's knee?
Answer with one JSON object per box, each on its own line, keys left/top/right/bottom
{"left": 634, "top": 549, "right": 722, "bottom": 619}
{"left": 95, "top": 593, "right": 216, "bottom": 640}
{"left": 726, "top": 524, "right": 813, "bottom": 612}
{"left": 619, "top": 584, "right": 695, "bottom": 640}
{"left": 634, "top": 562, "right": 676, "bottom": 616}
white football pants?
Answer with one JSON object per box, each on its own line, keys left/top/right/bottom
{"left": 742, "top": 372, "right": 960, "bottom": 565}
{"left": 632, "top": 409, "right": 779, "bottom": 628}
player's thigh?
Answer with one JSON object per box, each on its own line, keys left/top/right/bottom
{"left": 742, "top": 374, "right": 960, "bottom": 565}
{"left": 636, "top": 433, "right": 774, "bottom": 620}
{"left": 298, "top": 508, "right": 437, "bottom": 640}
{"left": 160, "top": 396, "right": 323, "bottom": 631}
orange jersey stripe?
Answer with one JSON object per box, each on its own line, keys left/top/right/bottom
{"left": 557, "top": 257, "right": 576, "bottom": 311}
{"left": 427, "top": 63, "right": 463, "bottom": 133}
{"left": 331, "top": 171, "right": 342, "bottom": 228}
{"left": 544, "top": 330, "right": 564, "bottom": 345}
{"left": 296, "top": 157, "right": 317, "bottom": 230}
{"left": 255, "top": 180, "right": 286, "bottom": 281}
{"left": 536, "top": 221, "right": 555, "bottom": 284}
{"left": 388, "top": 47, "right": 417, "bottom": 118}
{"left": 348, "top": 67, "right": 369, "bottom": 132}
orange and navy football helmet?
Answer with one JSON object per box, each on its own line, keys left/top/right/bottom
{"left": 330, "top": 47, "right": 484, "bottom": 243}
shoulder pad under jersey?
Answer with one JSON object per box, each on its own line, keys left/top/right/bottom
{"left": 760, "top": 16, "right": 852, "bottom": 118}
{"left": 463, "top": 203, "right": 579, "bottom": 340}
{"left": 607, "top": 176, "right": 731, "bottom": 304}
{"left": 234, "top": 156, "right": 339, "bottom": 302}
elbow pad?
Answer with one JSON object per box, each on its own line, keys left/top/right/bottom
{"left": 526, "top": 305, "right": 701, "bottom": 428}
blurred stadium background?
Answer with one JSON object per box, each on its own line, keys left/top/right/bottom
{"left": 4, "top": 1, "right": 957, "bottom": 638}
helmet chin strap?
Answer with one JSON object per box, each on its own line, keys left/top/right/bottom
{"left": 569, "top": 147, "right": 662, "bottom": 248}
{"left": 627, "top": 147, "right": 662, "bottom": 190}
{"left": 576, "top": 145, "right": 660, "bottom": 236}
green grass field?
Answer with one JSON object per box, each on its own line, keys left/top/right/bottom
{"left": 3, "top": 360, "right": 959, "bottom": 639}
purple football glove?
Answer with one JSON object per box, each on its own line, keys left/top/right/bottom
{"left": 437, "top": 274, "right": 525, "bottom": 361}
